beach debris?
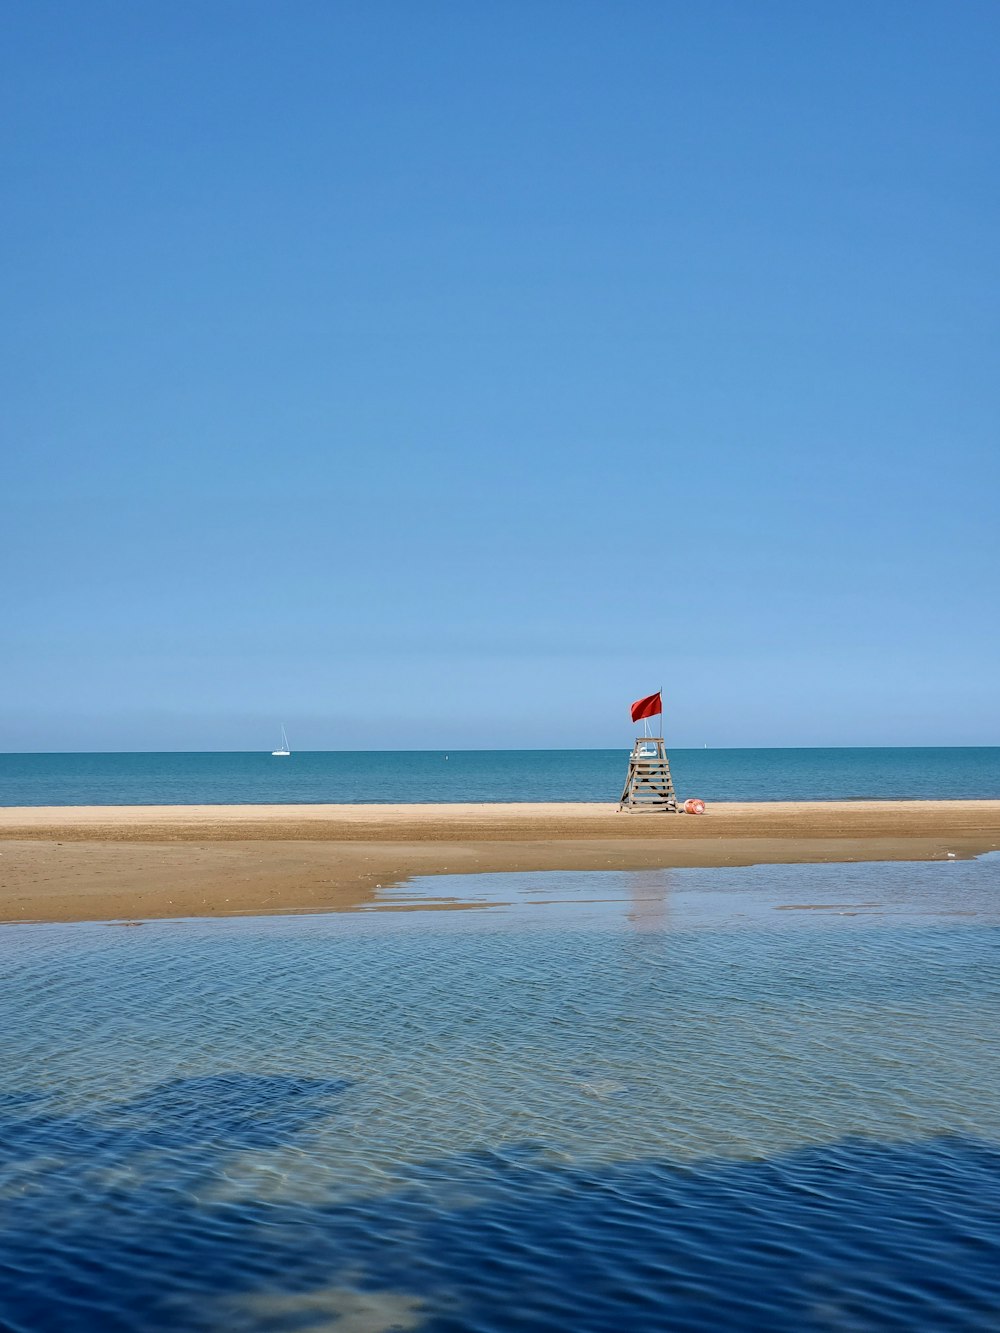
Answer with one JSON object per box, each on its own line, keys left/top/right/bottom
{"left": 683, "top": 798, "right": 707, "bottom": 814}
{"left": 946, "top": 851, "right": 957, "bottom": 859}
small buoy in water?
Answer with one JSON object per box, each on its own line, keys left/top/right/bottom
{"left": 683, "top": 798, "right": 706, "bottom": 815}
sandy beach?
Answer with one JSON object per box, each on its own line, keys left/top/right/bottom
{"left": 1, "top": 800, "right": 997, "bottom": 924}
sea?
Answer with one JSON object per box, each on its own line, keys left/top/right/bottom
{"left": 1, "top": 745, "right": 999, "bottom": 806}
{"left": 3, "top": 749, "right": 1000, "bottom": 1329}
{"left": 2, "top": 857, "right": 999, "bottom": 1330}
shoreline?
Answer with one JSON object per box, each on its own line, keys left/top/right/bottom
{"left": 1, "top": 800, "right": 998, "bottom": 925}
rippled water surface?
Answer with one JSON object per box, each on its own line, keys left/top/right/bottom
{"left": 3, "top": 858, "right": 1000, "bottom": 1330}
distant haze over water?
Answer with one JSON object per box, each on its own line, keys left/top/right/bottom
{"left": 1, "top": 748, "right": 998, "bottom": 807}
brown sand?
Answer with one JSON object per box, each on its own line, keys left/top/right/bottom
{"left": 1, "top": 800, "right": 998, "bottom": 924}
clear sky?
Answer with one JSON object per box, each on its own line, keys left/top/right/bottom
{"left": 3, "top": 1, "right": 998, "bottom": 751}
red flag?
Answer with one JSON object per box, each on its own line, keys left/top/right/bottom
{"left": 630, "top": 691, "right": 662, "bottom": 723}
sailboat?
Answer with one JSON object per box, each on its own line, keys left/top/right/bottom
{"left": 271, "top": 725, "right": 291, "bottom": 757}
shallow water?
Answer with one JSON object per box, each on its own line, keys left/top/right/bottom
{"left": 2, "top": 858, "right": 1000, "bottom": 1330}
{"left": 3, "top": 745, "right": 1000, "bottom": 805}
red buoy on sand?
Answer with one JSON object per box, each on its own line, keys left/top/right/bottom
{"left": 683, "top": 798, "right": 706, "bottom": 815}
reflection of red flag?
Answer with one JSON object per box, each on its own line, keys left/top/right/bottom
{"left": 631, "top": 691, "right": 662, "bottom": 722}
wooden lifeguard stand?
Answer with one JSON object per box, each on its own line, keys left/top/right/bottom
{"left": 620, "top": 690, "right": 678, "bottom": 811}
{"left": 619, "top": 736, "right": 678, "bottom": 811}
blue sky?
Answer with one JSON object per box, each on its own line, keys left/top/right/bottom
{"left": 3, "top": 1, "right": 998, "bottom": 750}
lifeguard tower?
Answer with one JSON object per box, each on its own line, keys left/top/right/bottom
{"left": 619, "top": 690, "right": 678, "bottom": 812}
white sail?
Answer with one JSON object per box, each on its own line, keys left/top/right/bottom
{"left": 271, "top": 725, "right": 291, "bottom": 756}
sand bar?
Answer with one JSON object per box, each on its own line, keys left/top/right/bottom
{"left": 1, "top": 800, "right": 998, "bottom": 924}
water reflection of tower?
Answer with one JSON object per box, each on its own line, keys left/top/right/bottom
{"left": 625, "top": 869, "right": 673, "bottom": 933}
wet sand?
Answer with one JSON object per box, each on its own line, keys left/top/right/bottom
{"left": 1, "top": 800, "right": 998, "bottom": 924}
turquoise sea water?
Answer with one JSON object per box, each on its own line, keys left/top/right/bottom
{"left": 2, "top": 857, "right": 1000, "bottom": 1330}
{"left": 1, "top": 746, "right": 999, "bottom": 805}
